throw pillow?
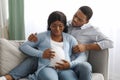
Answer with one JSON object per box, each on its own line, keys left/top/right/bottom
{"left": 0, "top": 38, "right": 27, "bottom": 75}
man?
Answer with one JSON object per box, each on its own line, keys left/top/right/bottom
{"left": 0, "top": 6, "right": 113, "bottom": 80}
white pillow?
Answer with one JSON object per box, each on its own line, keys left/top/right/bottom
{"left": 0, "top": 38, "right": 27, "bottom": 75}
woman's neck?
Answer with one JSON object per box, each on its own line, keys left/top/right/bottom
{"left": 51, "top": 35, "right": 63, "bottom": 42}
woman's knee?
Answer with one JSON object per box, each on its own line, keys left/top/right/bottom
{"left": 38, "top": 67, "right": 58, "bottom": 80}
{"left": 58, "top": 70, "right": 78, "bottom": 80}
{"left": 58, "top": 70, "right": 73, "bottom": 76}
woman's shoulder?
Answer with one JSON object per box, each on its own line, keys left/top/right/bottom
{"left": 63, "top": 32, "right": 71, "bottom": 36}
{"left": 34, "top": 31, "right": 50, "bottom": 41}
{"left": 37, "top": 31, "right": 49, "bottom": 37}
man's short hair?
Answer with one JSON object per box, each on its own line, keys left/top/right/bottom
{"left": 79, "top": 6, "right": 93, "bottom": 21}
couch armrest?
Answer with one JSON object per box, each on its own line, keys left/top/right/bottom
{"left": 88, "top": 49, "right": 109, "bottom": 80}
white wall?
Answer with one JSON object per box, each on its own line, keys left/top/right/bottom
{"left": 25, "top": 0, "right": 120, "bottom": 80}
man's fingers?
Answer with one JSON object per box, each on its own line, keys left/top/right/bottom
{"left": 28, "top": 33, "right": 38, "bottom": 42}
{"left": 35, "top": 33, "right": 37, "bottom": 35}
{"left": 73, "top": 45, "right": 78, "bottom": 51}
{"left": 73, "top": 45, "right": 82, "bottom": 53}
{"left": 73, "top": 47, "right": 79, "bottom": 53}
{"left": 28, "top": 34, "right": 33, "bottom": 41}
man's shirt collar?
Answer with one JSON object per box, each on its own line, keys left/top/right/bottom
{"left": 81, "top": 23, "right": 91, "bottom": 29}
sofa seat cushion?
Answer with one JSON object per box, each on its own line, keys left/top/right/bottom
{"left": 92, "top": 73, "right": 104, "bottom": 80}
{"left": 0, "top": 38, "right": 27, "bottom": 75}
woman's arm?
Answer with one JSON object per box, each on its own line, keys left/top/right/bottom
{"left": 68, "top": 34, "right": 87, "bottom": 68}
{"left": 19, "top": 40, "right": 44, "bottom": 57}
{"left": 70, "top": 52, "right": 87, "bottom": 68}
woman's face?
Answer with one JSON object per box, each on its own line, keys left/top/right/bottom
{"left": 50, "top": 20, "right": 64, "bottom": 36}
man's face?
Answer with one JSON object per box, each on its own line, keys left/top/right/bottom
{"left": 72, "top": 10, "right": 88, "bottom": 27}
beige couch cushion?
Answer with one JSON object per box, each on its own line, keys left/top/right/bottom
{"left": 92, "top": 73, "right": 104, "bottom": 80}
{"left": 0, "top": 38, "right": 26, "bottom": 75}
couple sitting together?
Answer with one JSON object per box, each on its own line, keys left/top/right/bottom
{"left": 0, "top": 6, "right": 113, "bottom": 80}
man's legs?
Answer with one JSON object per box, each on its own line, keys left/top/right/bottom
{"left": 73, "top": 62, "right": 92, "bottom": 80}
{"left": 9, "top": 57, "right": 38, "bottom": 79}
{"left": 58, "top": 69, "right": 78, "bottom": 80}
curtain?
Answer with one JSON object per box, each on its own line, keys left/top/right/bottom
{"left": 0, "top": 0, "right": 8, "bottom": 39}
{"left": 8, "top": 0, "right": 25, "bottom": 40}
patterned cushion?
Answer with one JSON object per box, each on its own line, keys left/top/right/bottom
{"left": 0, "top": 38, "right": 27, "bottom": 75}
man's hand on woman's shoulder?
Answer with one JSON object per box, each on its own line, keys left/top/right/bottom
{"left": 28, "top": 33, "right": 38, "bottom": 42}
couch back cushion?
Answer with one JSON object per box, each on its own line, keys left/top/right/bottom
{"left": 0, "top": 38, "right": 27, "bottom": 75}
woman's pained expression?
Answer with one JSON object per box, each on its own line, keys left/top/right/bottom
{"left": 50, "top": 20, "right": 65, "bottom": 36}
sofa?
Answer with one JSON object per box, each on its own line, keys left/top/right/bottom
{"left": 0, "top": 38, "right": 108, "bottom": 80}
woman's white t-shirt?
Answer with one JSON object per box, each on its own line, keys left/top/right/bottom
{"left": 49, "top": 39, "right": 65, "bottom": 67}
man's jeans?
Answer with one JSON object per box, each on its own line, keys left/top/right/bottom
{"left": 58, "top": 62, "right": 92, "bottom": 80}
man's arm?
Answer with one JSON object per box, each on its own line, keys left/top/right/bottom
{"left": 85, "top": 43, "right": 101, "bottom": 50}
{"left": 73, "top": 32, "right": 113, "bottom": 53}
{"left": 73, "top": 43, "right": 101, "bottom": 53}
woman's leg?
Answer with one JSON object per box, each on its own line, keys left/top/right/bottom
{"left": 9, "top": 57, "right": 38, "bottom": 79}
{"left": 58, "top": 69, "right": 78, "bottom": 80}
{"left": 38, "top": 67, "right": 58, "bottom": 80}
